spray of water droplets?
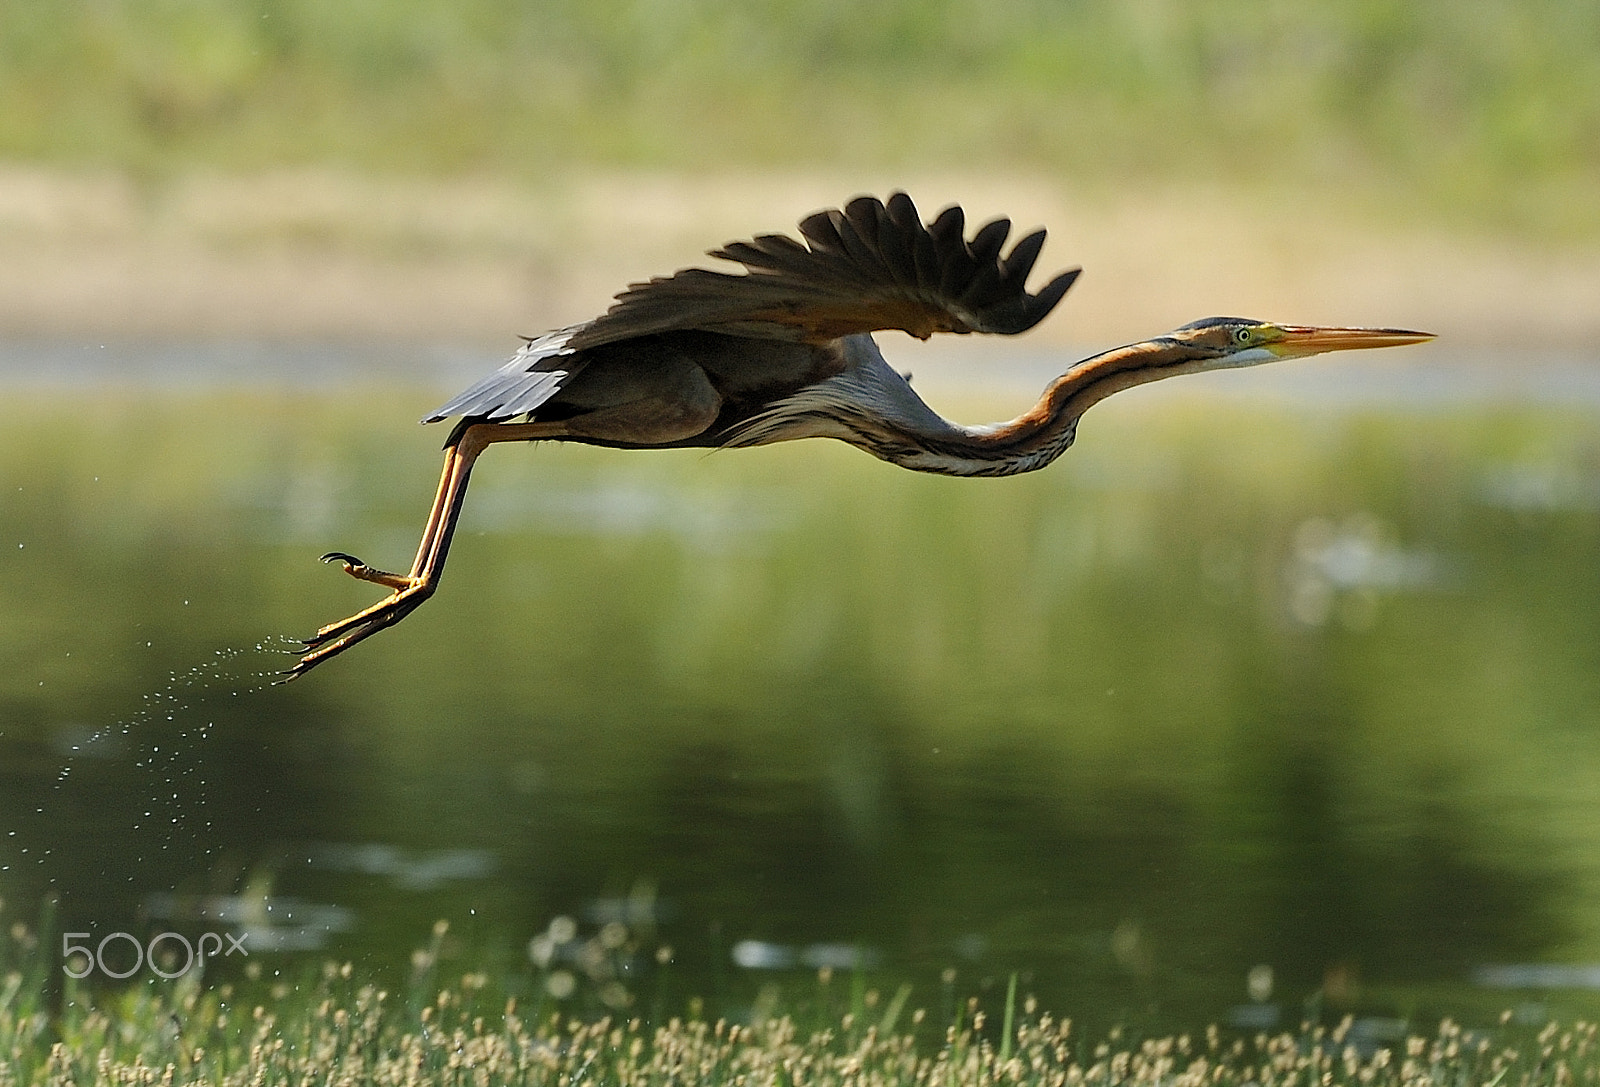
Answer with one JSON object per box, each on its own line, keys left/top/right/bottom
{"left": 13, "top": 636, "right": 305, "bottom": 879}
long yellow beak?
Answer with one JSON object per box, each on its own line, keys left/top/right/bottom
{"left": 1271, "top": 325, "right": 1436, "bottom": 358}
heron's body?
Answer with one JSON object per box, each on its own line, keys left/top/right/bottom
{"left": 441, "top": 329, "right": 1075, "bottom": 476}
{"left": 291, "top": 193, "right": 1432, "bottom": 677}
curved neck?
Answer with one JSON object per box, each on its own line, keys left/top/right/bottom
{"left": 902, "top": 339, "right": 1203, "bottom": 476}
{"left": 721, "top": 334, "right": 1208, "bottom": 478}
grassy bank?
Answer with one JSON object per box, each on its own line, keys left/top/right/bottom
{"left": 2, "top": 919, "right": 1597, "bottom": 1087}
{"left": 2, "top": 1, "right": 1598, "bottom": 239}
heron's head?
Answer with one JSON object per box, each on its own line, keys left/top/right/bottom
{"left": 1168, "top": 317, "right": 1435, "bottom": 370}
{"left": 1028, "top": 315, "right": 1437, "bottom": 463}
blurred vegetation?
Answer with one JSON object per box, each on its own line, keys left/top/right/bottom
{"left": 8, "top": 908, "right": 1600, "bottom": 1087}
{"left": 5, "top": 908, "right": 1600, "bottom": 1087}
{"left": 1, "top": 0, "right": 1598, "bottom": 236}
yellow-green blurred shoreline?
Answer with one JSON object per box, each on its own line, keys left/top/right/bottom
{"left": 2, "top": 167, "right": 1599, "bottom": 349}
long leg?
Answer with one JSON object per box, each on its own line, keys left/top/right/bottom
{"left": 286, "top": 420, "right": 565, "bottom": 678}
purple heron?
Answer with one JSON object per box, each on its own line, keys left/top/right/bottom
{"left": 290, "top": 192, "right": 1432, "bottom": 677}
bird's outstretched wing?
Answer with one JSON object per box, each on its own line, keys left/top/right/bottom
{"left": 424, "top": 192, "right": 1080, "bottom": 424}
{"left": 571, "top": 192, "right": 1079, "bottom": 350}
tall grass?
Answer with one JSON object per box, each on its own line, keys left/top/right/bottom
{"left": 3, "top": 912, "right": 1599, "bottom": 1087}
{"left": 1, "top": 0, "right": 1598, "bottom": 235}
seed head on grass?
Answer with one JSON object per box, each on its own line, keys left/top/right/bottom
{"left": 6, "top": 943, "right": 1600, "bottom": 1087}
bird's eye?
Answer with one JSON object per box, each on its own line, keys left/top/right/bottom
{"left": 1233, "top": 328, "right": 1253, "bottom": 344}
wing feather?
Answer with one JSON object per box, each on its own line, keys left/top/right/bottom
{"left": 930, "top": 206, "right": 976, "bottom": 299}
{"left": 827, "top": 206, "right": 894, "bottom": 284}
{"left": 873, "top": 195, "right": 922, "bottom": 290}
{"left": 568, "top": 191, "right": 1080, "bottom": 350}
{"left": 421, "top": 329, "right": 583, "bottom": 424}
{"left": 1000, "top": 229, "right": 1048, "bottom": 284}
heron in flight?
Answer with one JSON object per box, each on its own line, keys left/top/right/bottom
{"left": 291, "top": 192, "right": 1432, "bottom": 676}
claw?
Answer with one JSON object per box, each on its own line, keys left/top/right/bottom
{"left": 284, "top": 587, "right": 433, "bottom": 680}
{"left": 317, "top": 548, "right": 413, "bottom": 591}
{"left": 287, "top": 549, "right": 424, "bottom": 675}
{"left": 291, "top": 554, "right": 440, "bottom": 676}
{"left": 299, "top": 626, "right": 342, "bottom": 651}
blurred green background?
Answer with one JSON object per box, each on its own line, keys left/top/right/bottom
{"left": 1, "top": 0, "right": 1597, "bottom": 236}
{"left": 2, "top": 0, "right": 1599, "bottom": 1040}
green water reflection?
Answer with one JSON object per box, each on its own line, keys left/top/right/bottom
{"left": 2, "top": 379, "right": 1599, "bottom": 1031}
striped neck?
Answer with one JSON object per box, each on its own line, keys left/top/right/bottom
{"left": 884, "top": 338, "right": 1202, "bottom": 477}
{"left": 720, "top": 335, "right": 1209, "bottom": 478}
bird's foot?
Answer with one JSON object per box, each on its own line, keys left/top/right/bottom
{"left": 281, "top": 554, "right": 437, "bottom": 680}
{"left": 319, "top": 551, "right": 415, "bottom": 590}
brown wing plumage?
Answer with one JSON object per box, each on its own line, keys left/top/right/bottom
{"left": 568, "top": 191, "right": 1081, "bottom": 350}
{"left": 423, "top": 192, "right": 1081, "bottom": 424}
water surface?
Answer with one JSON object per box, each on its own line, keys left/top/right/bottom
{"left": 2, "top": 339, "right": 1599, "bottom": 1032}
